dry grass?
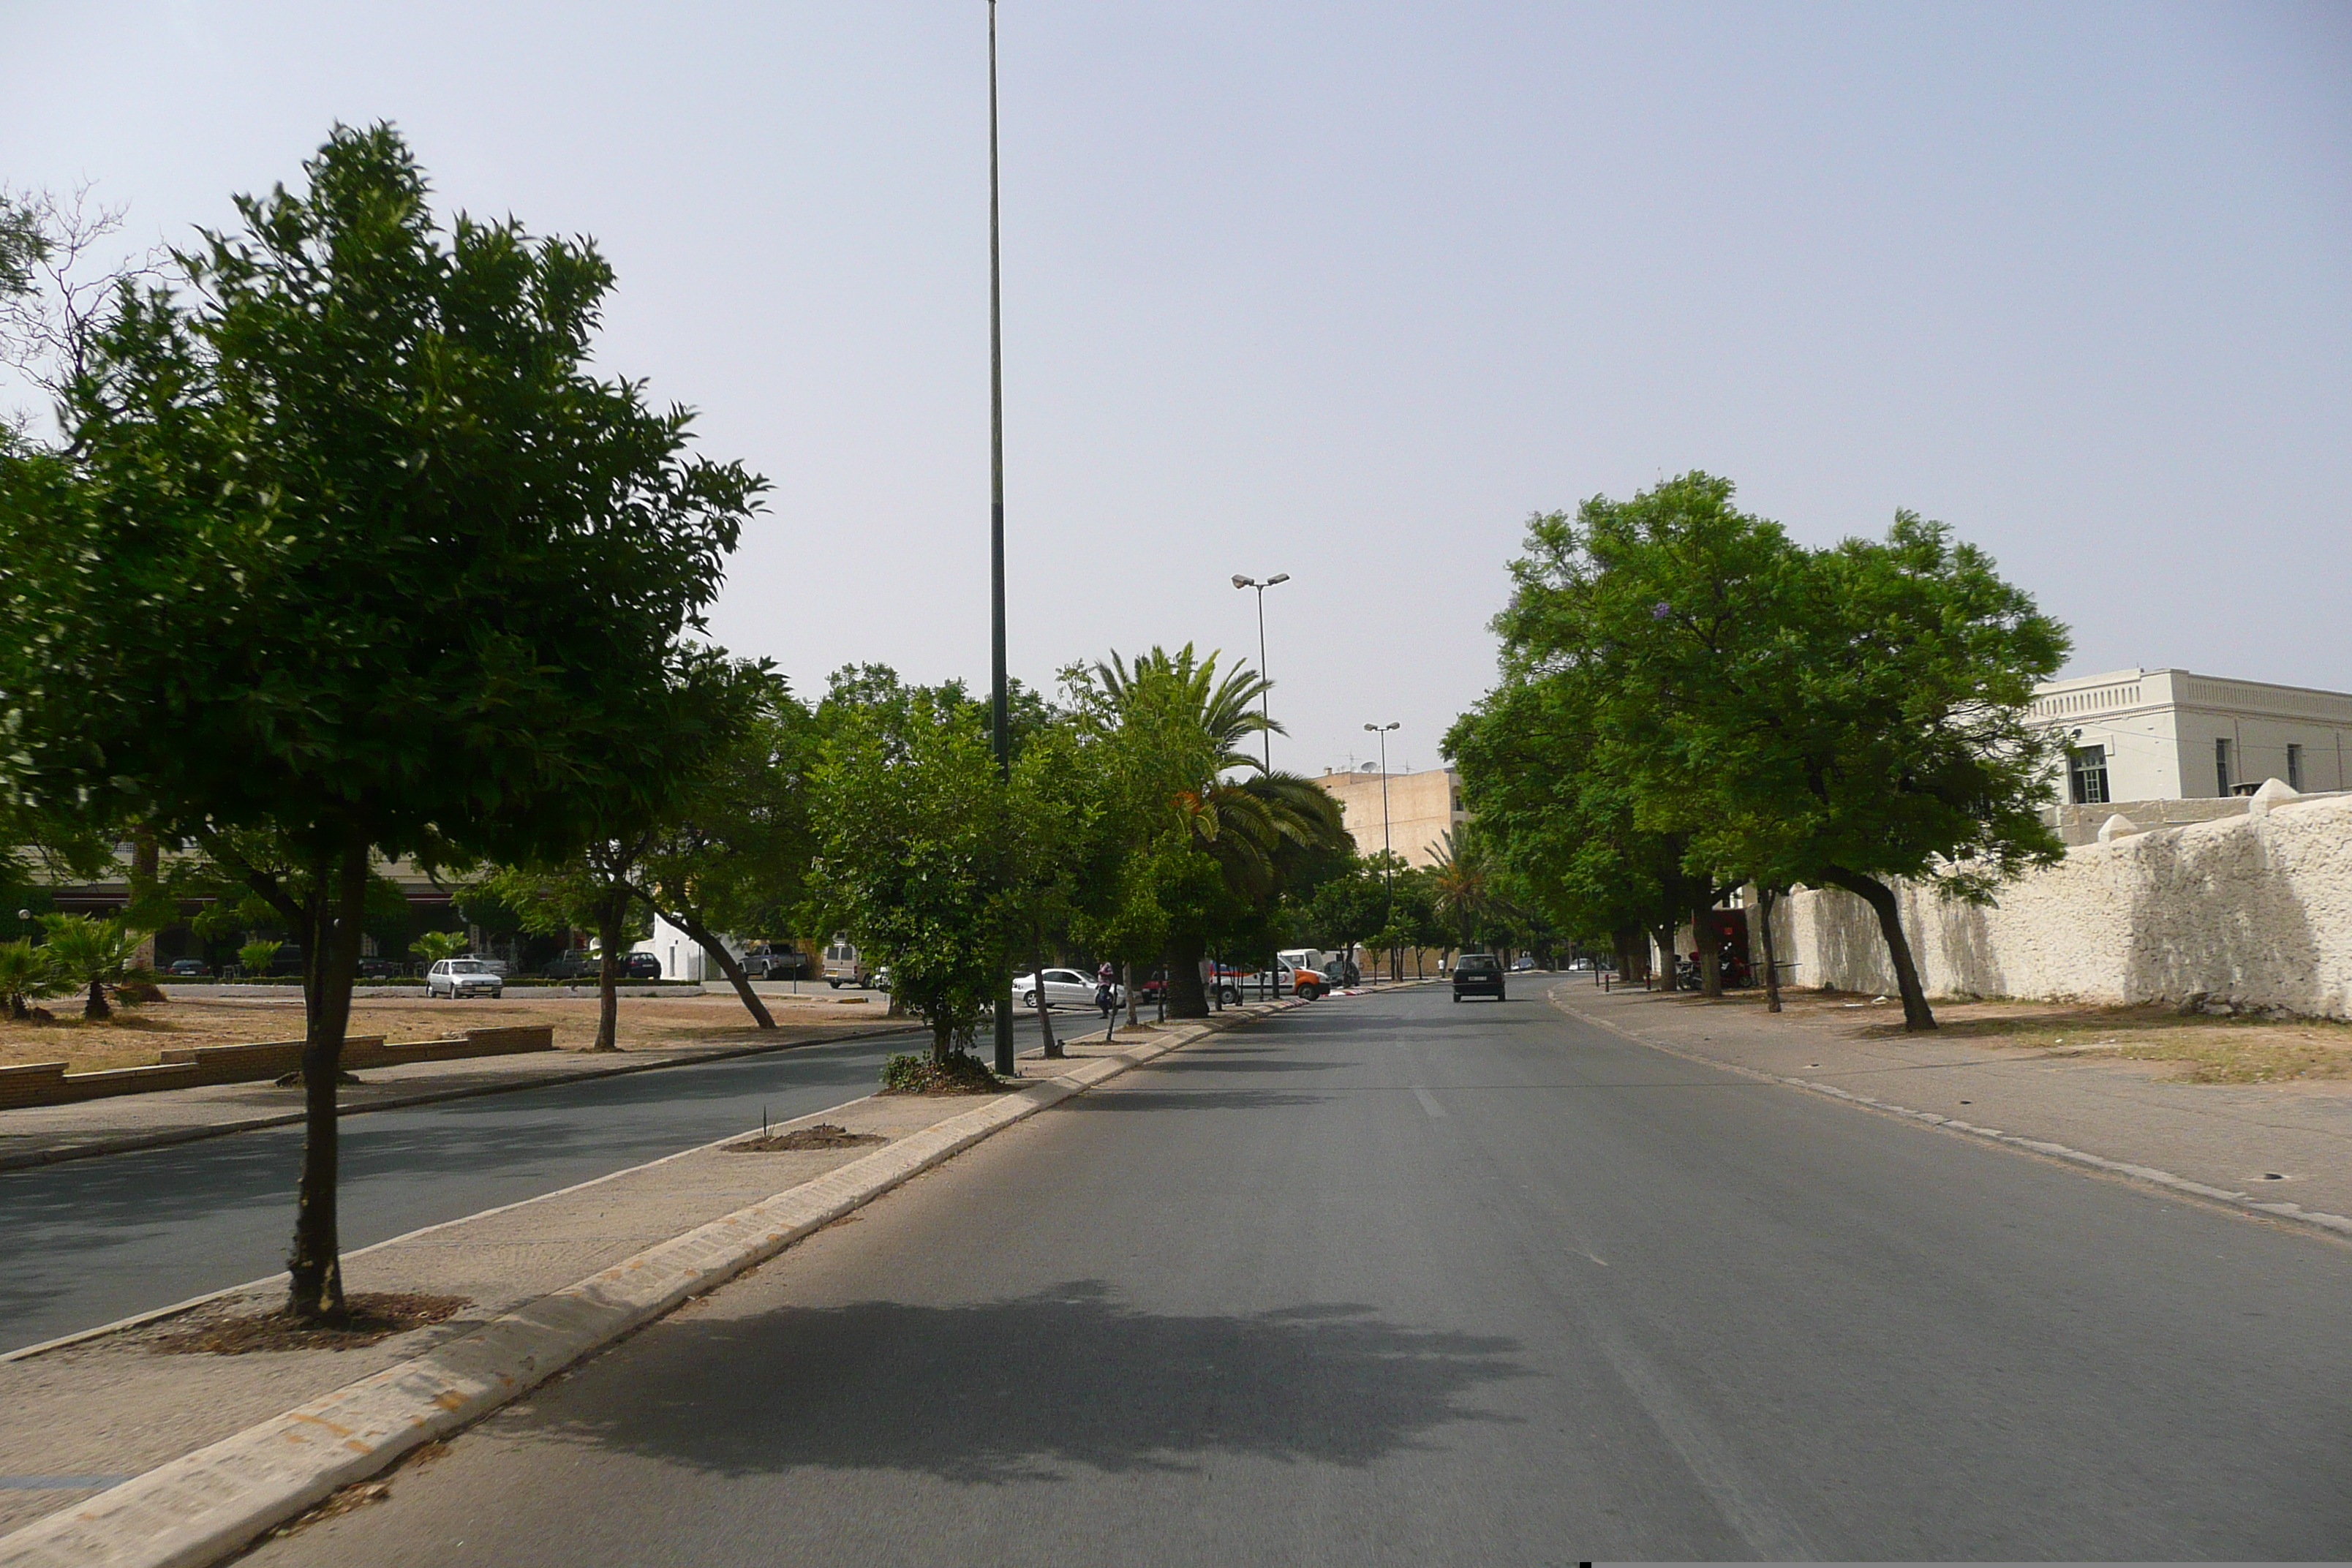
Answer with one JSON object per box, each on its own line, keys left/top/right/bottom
{"left": 1673, "top": 987, "right": 2352, "bottom": 1085}
{"left": 0, "top": 988, "right": 893, "bottom": 1074}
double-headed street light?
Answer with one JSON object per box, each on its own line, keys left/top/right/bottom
{"left": 1232, "top": 573, "right": 1290, "bottom": 771}
{"left": 1365, "top": 722, "right": 1398, "bottom": 984}
{"left": 1363, "top": 722, "right": 1400, "bottom": 870}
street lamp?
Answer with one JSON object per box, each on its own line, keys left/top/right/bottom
{"left": 1365, "top": 722, "right": 1398, "bottom": 980}
{"left": 1232, "top": 572, "right": 1290, "bottom": 771}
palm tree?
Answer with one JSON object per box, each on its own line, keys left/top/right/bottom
{"left": 0, "top": 940, "right": 63, "bottom": 1020}
{"left": 1428, "top": 826, "right": 1506, "bottom": 953}
{"left": 1096, "top": 646, "right": 1355, "bottom": 1013}
{"left": 37, "top": 914, "right": 153, "bottom": 1020}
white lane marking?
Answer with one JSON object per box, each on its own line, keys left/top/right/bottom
{"left": 1594, "top": 1330, "right": 1822, "bottom": 1561}
{"left": 1412, "top": 1087, "right": 1448, "bottom": 1119}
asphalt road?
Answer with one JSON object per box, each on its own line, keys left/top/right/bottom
{"left": 0, "top": 1021, "right": 963, "bottom": 1352}
{"left": 244, "top": 981, "right": 2352, "bottom": 1561}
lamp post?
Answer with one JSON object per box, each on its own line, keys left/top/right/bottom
{"left": 1231, "top": 573, "right": 1290, "bottom": 771}
{"left": 987, "top": 0, "right": 1015, "bottom": 1078}
{"left": 1365, "top": 722, "right": 1398, "bottom": 981}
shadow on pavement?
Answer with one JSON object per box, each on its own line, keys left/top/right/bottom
{"left": 524, "top": 1280, "right": 1526, "bottom": 1485}
{"left": 1060, "top": 1089, "right": 1333, "bottom": 1113}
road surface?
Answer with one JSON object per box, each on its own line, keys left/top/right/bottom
{"left": 208, "top": 982, "right": 2352, "bottom": 1559}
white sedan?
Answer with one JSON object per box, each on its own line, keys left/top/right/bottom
{"left": 1014, "top": 968, "right": 1120, "bottom": 1009}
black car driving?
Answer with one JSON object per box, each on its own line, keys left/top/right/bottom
{"left": 1452, "top": 952, "right": 1506, "bottom": 1002}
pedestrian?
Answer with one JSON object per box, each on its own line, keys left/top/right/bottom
{"left": 1199, "top": 954, "right": 1220, "bottom": 1011}
{"left": 1096, "top": 960, "right": 1117, "bottom": 1039}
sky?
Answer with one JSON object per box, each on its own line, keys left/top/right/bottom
{"left": 4, "top": 1, "right": 2347, "bottom": 778}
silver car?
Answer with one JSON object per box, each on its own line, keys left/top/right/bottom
{"left": 1014, "top": 968, "right": 1122, "bottom": 1009}
{"left": 427, "top": 958, "right": 504, "bottom": 999}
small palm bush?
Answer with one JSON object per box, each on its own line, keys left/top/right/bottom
{"left": 238, "top": 940, "right": 285, "bottom": 977}
{"left": 0, "top": 939, "right": 62, "bottom": 1019}
{"left": 39, "top": 915, "right": 156, "bottom": 1020}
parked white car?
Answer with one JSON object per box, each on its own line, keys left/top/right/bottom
{"left": 427, "top": 958, "right": 504, "bottom": 999}
{"left": 1014, "top": 968, "right": 1123, "bottom": 1009}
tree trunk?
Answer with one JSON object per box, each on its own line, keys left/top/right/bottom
{"left": 83, "top": 976, "right": 108, "bottom": 1020}
{"left": 1164, "top": 934, "right": 1210, "bottom": 1019}
{"left": 288, "top": 831, "right": 370, "bottom": 1322}
{"left": 1034, "top": 941, "right": 1062, "bottom": 1058}
{"left": 1757, "top": 886, "right": 1783, "bottom": 1013}
{"left": 1649, "top": 924, "right": 1677, "bottom": 990}
{"left": 1693, "top": 900, "right": 1722, "bottom": 997}
{"left": 1123, "top": 961, "right": 1139, "bottom": 1027}
{"left": 592, "top": 892, "right": 625, "bottom": 1052}
{"left": 667, "top": 906, "right": 774, "bottom": 1028}
{"left": 1820, "top": 866, "right": 1935, "bottom": 1031}
{"left": 932, "top": 1012, "right": 954, "bottom": 1065}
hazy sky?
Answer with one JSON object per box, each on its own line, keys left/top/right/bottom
{"left": 5, "top": 2, "right": 2347, "bottom": 777}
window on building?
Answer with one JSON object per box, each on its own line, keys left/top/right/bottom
{"left": 2287, "top": 743, "right": 2304, "bottom": 791}
{"left": 2066, "top": 745, "right": 2110, "bottom": 805}
{"left": 2215, "top": 738, "right": 2233, "bottom": 796}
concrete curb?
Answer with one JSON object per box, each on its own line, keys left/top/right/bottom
{"left": 1548, "top": 988, "right": 2352, "bottom": 1244}
{"left": 0, "top": 1000, "right": 1298, "bottom": 1568}
{"left": 0, "top": 1023, "right": 935, "bottom": 1175}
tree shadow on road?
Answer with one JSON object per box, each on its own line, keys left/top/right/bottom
{"left": 519, "top": 1280, "right": 1528, "bottom": 1485}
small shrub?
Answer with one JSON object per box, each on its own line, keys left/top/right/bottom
{"left": 879, "top": 1050, "right": 1006, "bottom": 1095}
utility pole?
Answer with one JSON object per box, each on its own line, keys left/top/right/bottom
{"left": 1365, "top": 721, "right": 1398, "bottom": 981}
{"left": 1231, "top": 573, "right": 1290, "bottom": 771}
{"left": 989, "top": 0, "right": 1015, "bottom": 1079}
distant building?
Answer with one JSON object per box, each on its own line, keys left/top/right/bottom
{"left": 2029, "top": 668, "right": 2352, "bottom": 804}
{"left": 1313, "top": 766, "right": 1469, "bottom": 869}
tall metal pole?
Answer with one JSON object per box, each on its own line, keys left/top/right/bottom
{"left": 989, "top": 0, "right": 1016, "bottom": 1079}
{"left": 1254, "top": 587, "right": 1271, "bottom": 772}
{"left": 1365, "top": 720, "right": 1398, "bottom": 980}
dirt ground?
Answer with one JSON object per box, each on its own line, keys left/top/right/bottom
{"left": 1678, "top": 984, "right": 2352, "bottom": 1085}
{"left": 0, "top": 986, "right": 893, "bottom": 1074}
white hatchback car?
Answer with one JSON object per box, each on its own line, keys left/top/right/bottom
{"left": 1014, "top": 968, "right": 1121, "bottom": 1009}
{"left": 427, "top": 958, "right": 505, "bottom": 999}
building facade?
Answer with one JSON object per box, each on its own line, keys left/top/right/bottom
{"left": 2029, "top": 668, "right": 2352, "bottom": 807}
{"left": 1313, "top": 766, "right": 1469, "bottom": 869}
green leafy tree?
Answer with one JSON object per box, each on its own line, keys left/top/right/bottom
{"left": 806, "top": 679, "right": 1010, "bottom": 1066}
{"left": 1304, "top": 857, "right": 1392, "bottom": 968}
{"left": 491, "top": 833, "right": 659, "bottom": 1051}
{"left": 1477, "top": 475, "right": 2066, "bottom": 1028}
{"left": 0, "top": 126, "right": 761, "bottom": 1318}
{"left": 627, "top": 663, "right": 817, "bottom": 1029}
{"left": 1448, "top": 666, "right": 1694, "bottom": 984}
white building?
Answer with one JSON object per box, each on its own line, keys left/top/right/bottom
{"left": 2029, "top": 668, "right": 2352, "bottom": 806}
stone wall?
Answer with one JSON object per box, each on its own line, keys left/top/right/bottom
{"left": 1772, "top": 791, "right": 2352, "bottom": 1018}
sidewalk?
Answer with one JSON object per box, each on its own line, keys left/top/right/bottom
{"left": 0, "top": 1003, "right": 1293, "bottom": 1554}
{"left": 1550, "top": 981, "right": 2352, "bottom": 1235}
{"left": 0, "top": 1019, "right": 927, "bottom": 1172}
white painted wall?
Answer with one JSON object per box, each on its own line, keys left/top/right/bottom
{"left": 1769, "top": 791, "right": 2352, "bottom": 1018}
{"left": 633, "top": 914, "right": 742, "bottom": 984}
{"left": 2031, "top": 668, "right": 2352, "bottom": 804}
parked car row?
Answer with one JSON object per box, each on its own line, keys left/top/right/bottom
{"left": 540, "top": 949, "right": 662, "bottom": 981}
